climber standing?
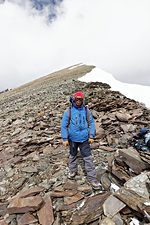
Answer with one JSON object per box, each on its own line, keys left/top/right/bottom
{"left": 61, "top": 91, "right": 101, "bottom": 190}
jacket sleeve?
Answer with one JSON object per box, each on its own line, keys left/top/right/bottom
{"left": 88, "top": 109, "right": 96, "bottom": 138}
{"left": 61, "top": 109, "right": 69, "bottom": 141}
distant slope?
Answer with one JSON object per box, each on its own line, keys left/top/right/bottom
{"left": 0, "top": 64, "right": 94, "bottom": 100}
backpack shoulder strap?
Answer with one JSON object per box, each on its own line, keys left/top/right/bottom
{"left": 66, "top": 106, "right": 71, "bottom": 127}
{"left": 85, "top": 106, "right": 90, "bottom": 125}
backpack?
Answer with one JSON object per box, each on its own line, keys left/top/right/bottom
{"left": 67, "top": 106, "right": 90, "bottom": 127}
{"left": 134, "top": 132, "right": 150, "bottom": 150}
{"left": 145, "top": 132, "right": 150, "bottom": 147}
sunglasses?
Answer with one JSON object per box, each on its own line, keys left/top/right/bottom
{"left": 75, "top": 98, "right": 83, "bottom": 102}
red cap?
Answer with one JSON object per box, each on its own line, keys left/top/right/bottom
{"left": 74, "top": 91, "right": 84, "bottom": 99}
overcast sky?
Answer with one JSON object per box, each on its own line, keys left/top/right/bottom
{"left": 0, "top": 0, "right": 150, "bottom": 91}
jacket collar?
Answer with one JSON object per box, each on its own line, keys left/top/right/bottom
{"left": 72, "top": 101, "right": 84, "bottom": 109}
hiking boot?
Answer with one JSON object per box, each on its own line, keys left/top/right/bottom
{"left": 90, "top": 181, "right": 102, "bottom": 190}
{"left": 67, "top": 171, "right": 77, "bottom": 179}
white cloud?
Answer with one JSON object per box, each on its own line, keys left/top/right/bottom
{"left": 0, "top": 0, "right": 150, "bottom": 90}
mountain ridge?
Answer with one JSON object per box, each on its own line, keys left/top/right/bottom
{"left": 0, "top": 64, "right": 94, "bottom": 98}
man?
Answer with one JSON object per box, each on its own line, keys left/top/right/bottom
{"left": 61, "top": 91, "right": 101, "bottom": 190}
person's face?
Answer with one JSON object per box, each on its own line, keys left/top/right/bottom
{"left": 75, "top": 97, "right": 83, "bottom": 107}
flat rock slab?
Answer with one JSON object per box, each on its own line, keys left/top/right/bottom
{"left": 17, "top": 212, "right": 38, "bottom": 225}
{"left": 71, "top": 192, "right": 110, "bottom": 225}
{"left": 114, "top": 187, "right": 150, "bottom": 215}
{"left": 64, "top": 192, "right": 84, "bottom": 205}
{"left": 77, "top": 184, "right": 92, "bottom": 193}
{"left": 63, "top": 180, "right": 78, "bottom": 191}
{"left": 7, "top": 195, "right": 43, "bottom": 214}
{"left": 117, "top": 148, "right": 150, "bottom": 174}
{"left": 17, "top": 186, "right": 45, "bottom": 198}
{"left": 103, "top": 195, "right": 126, "bottom": 217}
{"left": 37, "top": 196, "right": 54, "bottom": 225}
{"left": 100, "top": 173, "right": 111, "bottom": 190}
{"left": 51, "top": 190, "right": 77, "bottom": 197}
{"left": 21, "top": 166, "right": 38, "bottom": 173}
{"left": 124, "top": 171, "right": 150, "bottom": 199}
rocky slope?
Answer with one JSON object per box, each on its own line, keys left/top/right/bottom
{"left": 0, "top": 64, "right": 150, "bottom": 225}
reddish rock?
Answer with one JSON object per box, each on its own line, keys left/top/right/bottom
{"left": 64, "top": 192, "right": 84, "bottom": 205}
{"left": 17, "top": 212, "right": 38, "bottom": 225}
{"left": 51, "top": 190, "right": 77, "bottom": 197}
{"left": 7, "top": 195, "right": 43, "bottom": 214}
{"left": 0, "top": 220, "right": 8, "bottom": 225}
{"left": 77, "top": 184, "right": 92, "bottom": 193}
{"left": 18, "top": 186, "right": 45, "bottom": 198}
{"left": 37, "top": 196, "right": 54, "bottom": 225}
{"left": 63, "top": 180, "right": 78, "bottom": 191}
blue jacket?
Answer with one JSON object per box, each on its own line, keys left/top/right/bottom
{"left": 61, "top": 99, "right": 96, "bottom": 142}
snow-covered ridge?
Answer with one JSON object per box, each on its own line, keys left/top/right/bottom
{"left": 79, "top": 67, "right": 150, "bottom": 109}
{"left": 68, "top": 63, "right": 84, "bottom": 70}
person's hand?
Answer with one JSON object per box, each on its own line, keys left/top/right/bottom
{"left": 63, "top": 140, "right": 69, "bottom": 146}
{"left": 89, "top": 138, "right": 94, "bottom": 144}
